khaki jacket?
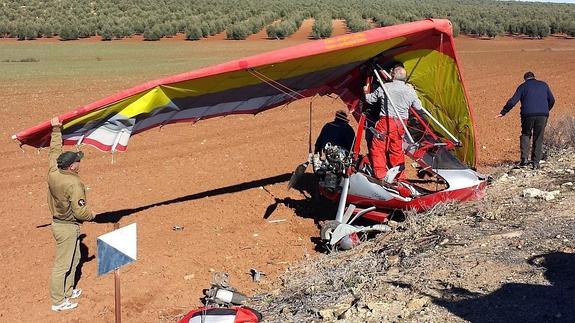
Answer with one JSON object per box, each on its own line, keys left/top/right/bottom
{"left": 47, "top": 127, "right": 94, "bottom": 224}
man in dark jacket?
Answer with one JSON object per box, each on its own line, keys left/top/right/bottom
{"left": 497, "top": 71, "right": 555, "bottom": 169}
{"left": 314, "top": 110, "right": 355, "bottom": 154}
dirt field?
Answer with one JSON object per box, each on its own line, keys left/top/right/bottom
{"left": 0, "top": 30, "right": 573, "bottom": 322}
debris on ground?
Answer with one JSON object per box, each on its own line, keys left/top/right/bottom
{"left": 249, "top": 147, "right": 575, "bottom": 322}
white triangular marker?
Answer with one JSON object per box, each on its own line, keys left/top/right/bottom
{"left": 98, "top": 223, "right": 137, "bottom": 260}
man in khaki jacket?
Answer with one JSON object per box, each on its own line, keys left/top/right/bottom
{"left": 48, "top": 117, "right": 95, "bottom": 311}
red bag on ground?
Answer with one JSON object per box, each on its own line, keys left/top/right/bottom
{"left": 178, "top": 306, "right": 262, "bottom": 323}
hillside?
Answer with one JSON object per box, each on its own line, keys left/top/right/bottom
{"left": 250, "top": 146, "right": 575, "bottom": 322}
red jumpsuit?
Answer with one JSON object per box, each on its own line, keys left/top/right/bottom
{"left": 370, "top": 116, "right": 406, "bottom": 180}
{"left": 365, "top": 80, "right": 424, "bottom": 180}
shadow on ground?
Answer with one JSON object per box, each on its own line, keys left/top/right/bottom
{"left": 94, "top": 173, "right": 293, "bottom": 223}
{"left": 263, "top": 173, "right": 337, "bottom": 224}
{"left": 432, "top": 252, "right": 575, "bottom": 322}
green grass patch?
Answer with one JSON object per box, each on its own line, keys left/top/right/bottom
{"left": 1, "top": 57, "right": 39, "bottom": 62}
{"left": 0, "top": 41, "right": 301, "bottom": 85}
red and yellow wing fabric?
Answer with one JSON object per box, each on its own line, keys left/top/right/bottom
{"left": 13, "top": 19, "right": 478, "bottom": 166}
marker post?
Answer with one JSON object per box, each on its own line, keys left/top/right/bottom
{"left": 97, "top": 222, "right": 137, "bottom": 323}
{"left": 114, "top": 222, "right": 121, "bottom": 323}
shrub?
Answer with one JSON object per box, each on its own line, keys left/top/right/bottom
{"left": 14, "top": 23, "right": 27, "bottom": 40}
{"left": 374, "top": 15, "right": 399, "bottom": 27}
{"left": 59, "top": 24, "right": 79, "bottom": 41}
{"left": 39, "top": 22, "right": 56, "bottom": 38}
{"left": 485, "top": 23, "right": 502, "bottom": 38}
{"left": 0, "top": 20, "right": 9, "bottom": 38}
{"left": 567, "top": 22, "right": 575, "bottom": 37}
{"left": 99, "top": 25, "right": 114, "bottom": 41}
{"left": 143, "top": 25, "right": 162, "bottom": 41}
{"left": 537, "top": 22, "right": 550, "bottom": 38}
{"left": 25, "top": 24, "right": 38, "bottom": 40}
{"left": 131, "top": 18, "right": 146, "bottom": 34}
{"left": 185, "top": 25, "right": 202, "bottom": 40}
{"left": 226, "top": 24, "right": 250, "bottom": 40}
{"left": 544, "top": 116, "right": 575, "bottom": 151}
{"left": 311, "top": 15, "right": 332, "bottom": 39}
{"left": 522, "top": 20, "right": 550, "bottom": 38}
{"left": 118, "top": 24, "right": 134, "bottom": 38}
{"left": 19, "top": 57, "right": 39, "bottom": 62}
{"left": 343, "top": 13, "right": 371, "bottom": 33}
{"left": 452, "top": 22, "right": 460, "bottom": 37}
{"left": 78, "top": 23, "right": 92, "bottom": 38}
{"left": 212, "top": 19, "right": 227, "bottom": 35}
{"left": 200, "top": 22, "right": 213, "bottom": 37}
{"left": 266, "top": 12, "right": 305, "bottom": 39}
{"left": 266, "top": 20, "right": 297, "bottom": 39}
{"left": 163, "top": 22, "right": 178, "bottom": 37}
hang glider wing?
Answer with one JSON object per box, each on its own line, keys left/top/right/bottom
{"left": 12, "top": 19, "right": 478, "bottom": 166}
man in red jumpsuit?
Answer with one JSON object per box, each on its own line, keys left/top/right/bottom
{"left": 363, "top": 66, "right": 424, "bottom": 181}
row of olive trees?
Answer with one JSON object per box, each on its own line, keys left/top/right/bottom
{"left": 340, "top": 12, "right": 371, "bottom": 33}
{"left": 372, "top": 14, "right": 400, "bottom": 28}
{"left": 311, "top": 14, "right": 333, "bottom": 39}
{"left": 454, "top": 18, "right": 575, "bottom": 38}
{"left": 1, "top": 0, "right": 575, "bottom": 41}
{"left": 266, "top": 12, "right": 307, "bottom": 39}
{"left": 226, "top": 11, "right": 279, "bottom": 40}
{"left": 362, "top": 0, "right": 575, "bottom": 38}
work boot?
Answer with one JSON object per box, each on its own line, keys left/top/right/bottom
{"left": 532, "top": 162, "right": 540, "bottom": 170}
{"left": 519, "top": 159, "right": 530, "bottom": 167}
{"left": 51, "top": 299, "right": 78, "bottom": 312}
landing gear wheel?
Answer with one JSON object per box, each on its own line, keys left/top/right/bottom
{"left": 320, "top": 220, "right": 341, "bottom": 241}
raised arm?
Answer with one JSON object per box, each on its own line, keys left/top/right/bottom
{"left": 364, "top": 86, "right": 383, "bottom": 105}
{"left": 409, "top": 87, "right": 424, "bottom": 111}
{"left": 48, "top": 117, "right": 62, "bottom": 172}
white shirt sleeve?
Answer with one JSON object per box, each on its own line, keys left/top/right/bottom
{"left": 410, "top": 88, "right": 424, "bottom": 111}
{"left": 365, "top": 86, "right": 383, "bottom": 105}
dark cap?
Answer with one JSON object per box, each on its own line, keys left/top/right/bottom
{"left": 335, "top": 110, "right": 349, "bottom": 123}
{"left": 57, "top": 151, "right": 84, "bottom": 169}
{"left": 524, "top": 71, "right": 535, "bottom": 80}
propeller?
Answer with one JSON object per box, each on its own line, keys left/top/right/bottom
{"left": 287, "top": 157, "right": 310, "bottom": 190}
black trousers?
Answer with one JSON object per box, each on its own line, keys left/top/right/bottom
{"left": 520, "top": 116, "right": 548, "bottom": 163}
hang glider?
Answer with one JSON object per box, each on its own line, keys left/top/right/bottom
{"left": 12, "top": 19, "right": 478, "bottom": 166}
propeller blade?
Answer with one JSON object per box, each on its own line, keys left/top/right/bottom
{"left": 287, "top": 162, "right": 308, "bottom": 190}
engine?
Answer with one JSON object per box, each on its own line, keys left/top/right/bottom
{"left": 313, "top": 143, "right": 353, "bottom": 191}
